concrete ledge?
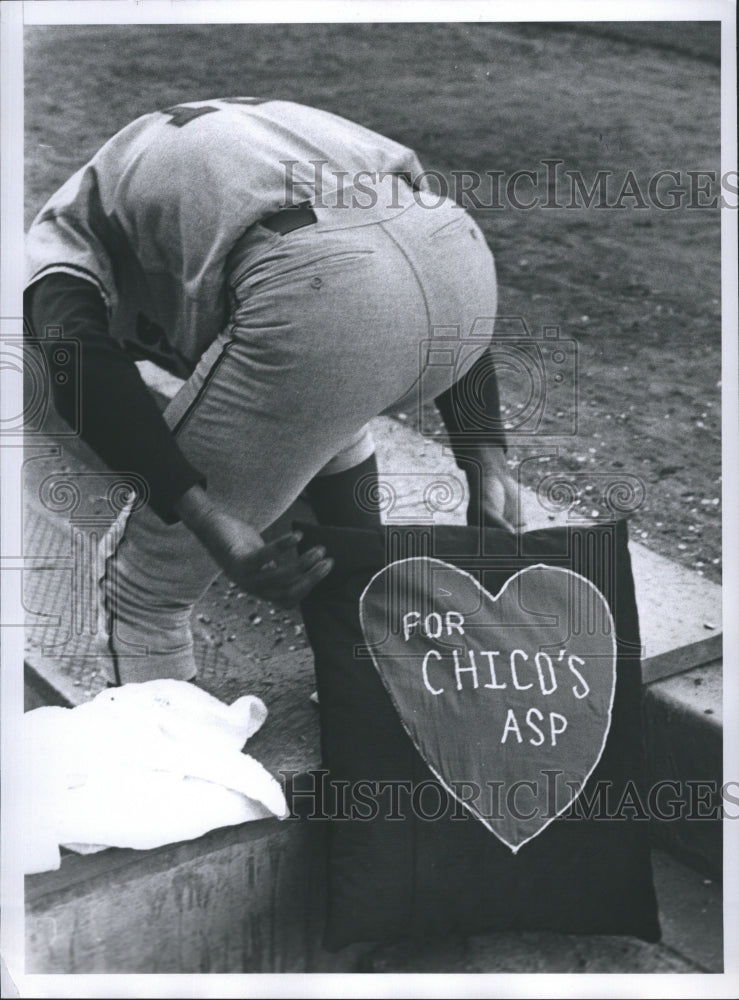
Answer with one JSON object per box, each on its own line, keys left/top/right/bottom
{"left": 26, "top": 817, "right": 317, "bottom": 973}
{"left": 21, "top": 365, "right": 724, "bottom": 973}
{"left": 25, "top": 835, "right": 722, "bottom": 974}
{"left": 25, "top": 810, "right": 377, "bottom": 974}
{"left": 644, "top": 660, "right": 723, "bottom": 879}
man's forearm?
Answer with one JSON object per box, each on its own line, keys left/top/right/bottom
{"left": 434, "top": 346, "right": 507, "bottom": 463}
{"left": 172, "top": 483, "right": 218, "bottom": 531}
{"left": 25, "top": 273, "right": 204, "bottom": 523}
{"left": 436, "top": 347, "right": 519, "bottom": 530}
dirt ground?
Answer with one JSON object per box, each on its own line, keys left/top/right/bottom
{"left": 23, "top": 21, "right": 723, "bottom": 582}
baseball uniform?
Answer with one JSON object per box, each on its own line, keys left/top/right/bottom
{"left": 25, "top": 98, "right": 502, "bottom": 683}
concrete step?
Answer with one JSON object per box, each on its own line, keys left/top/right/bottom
{"left": 24, "top": 832, "right": 723, "bottom": 975}
{"left": 643, "top": 660, "right": 723, "bottom": 878}
{"left": 19, "top": 366, "right": 725, "bottom": 973}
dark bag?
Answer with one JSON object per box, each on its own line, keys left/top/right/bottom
{"left": 298, "top": 520, "right": 660, "bottom": 951}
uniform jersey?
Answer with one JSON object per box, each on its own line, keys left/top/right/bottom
{"left": 25, "top": 97, "right": 425, "bottom": 376}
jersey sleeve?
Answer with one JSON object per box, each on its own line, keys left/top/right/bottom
{"left": 25, "top": 273, "right": 204, "bottom": 522}
{"left": 25, "top": 164, "right": 119, "bottom": 312}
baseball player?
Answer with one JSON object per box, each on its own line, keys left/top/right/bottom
{"left": 25, "top": 98, "right": 517, "bottom": 685}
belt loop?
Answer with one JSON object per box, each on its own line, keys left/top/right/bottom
{"left": 261, "top": 202, "right": 317, "bottom": 236}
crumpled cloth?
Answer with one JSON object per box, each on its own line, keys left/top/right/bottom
{"left": 22, "top": 679, "right": 288, "bottom": 875}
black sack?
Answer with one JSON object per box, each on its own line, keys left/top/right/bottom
{"left": 297, "top": 520, "right": 661, "bottom": 951}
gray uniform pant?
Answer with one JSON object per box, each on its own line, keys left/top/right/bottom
{"left": 100, "top": 185, "right": 497, "bottom": 683}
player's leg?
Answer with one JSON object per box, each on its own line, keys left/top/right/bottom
{"left": 101, "top": 189, "right": 498, "bottom": 686}
{"left": 99, "top": 215, "right": 429, "bottom": 684}
{"left": 303, "top": 427, "right": 383, "bottom": 529}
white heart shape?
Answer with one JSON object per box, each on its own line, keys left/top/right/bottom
{"left": 360, "top": 558, "right": 617, "bottom": 852}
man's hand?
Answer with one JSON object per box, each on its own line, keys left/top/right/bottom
{"left": 174, "top": 485, "right": 333, "bottom": 606}
{"left": 463, "top": 449, "right": 524, "bottom": 533}
{"left": 434, "top": 346, "right": 521, "bottom": 531}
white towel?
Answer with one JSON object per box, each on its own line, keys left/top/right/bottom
{"left": 22, "top": 680, "right": 288, "bottom": 875}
